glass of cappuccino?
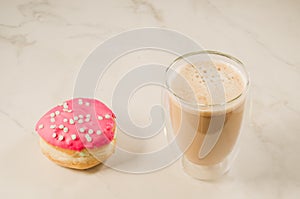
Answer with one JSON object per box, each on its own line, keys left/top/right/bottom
{"left": 164, "top": 51, "right": 250, "bottom": 180}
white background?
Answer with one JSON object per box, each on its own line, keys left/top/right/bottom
{"left": 0, "top": 0, "right": 299, "bottom": 198}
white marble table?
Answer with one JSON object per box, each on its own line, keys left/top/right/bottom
{"left": 1, "top": 0, "right": 299, "bottom": 198}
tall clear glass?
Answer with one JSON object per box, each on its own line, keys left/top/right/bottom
{"left": 164, "top": 50, "right": 250, "bottom": 180}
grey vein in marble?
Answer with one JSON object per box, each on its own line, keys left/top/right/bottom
{"left": 0, "top": 33, "right": 36, "bottom": 57}
{"left": 203, "top": 0, "right": 299, "bottom": 73}
{"left": 131, "top": 0, "right": 163, "bottom": 22}
{"left": 0, "top": 109, "right": 25, "bottom": 131}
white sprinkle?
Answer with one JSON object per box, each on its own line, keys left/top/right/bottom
{"left": 63, "top": 102, "right": 68, "bottom": 109}
{"left": 50, "top": 118, "right": 55, "bottom": 123}
{"left": 55, "top": 111, "right": 60, "bottom": 116}
{"left": 52, "top": 133, "right": 57, "bottom": 138}
{"left": 63, "top": 118, "right": 68, "bottom": 122}
{"left": 63, "top": 127, "right": 68, "bottom": 133}
{"left": 85, "top": 102, "right": 90, "bottom": 106}
{"left": 50, "top": 125, "right": 56, "bottom": 129}
{"left": 98, "top": 116, "right": 103, "bottom": 120}
{"left": 50, "top": 113, "right": 55, "bottom": 117}
{"left": 69, "top": 119, "right": 74, "bottom": 125}
{"left": 79, "top": 128, "right": 85, "bottom": 133}
{"left": 86, "top": 114, "right": 91, "bottom": 118}
{"left": 63, "top": 109, "right": 69, "bottom": 112}
{"left": 71, "top": 134, "right": 76, "bottom": 140}
{"left": 88, "top": 129, "right": 94, "bottom": 134}
{"left": 96, "top": 130, "right": 102, "bottom": 135}
{"left": 104, "top": 114, "right": 111, "bottom": 119}
{"left": 58, "top": 135, "right": 64, "bottom": 141}
{"left": 59, "top": 124, "right": 64, "bottom": 129}
{"left": 67, "top": 109, "right": 72, "bottom": 113}
{"left": 74, "top": 116, "right": 78, "bottom": 121}
{"left": 79, "top": 115, "right": 83, "bottom": 118}
{"left": 85, "top": 118, "right": 90, "bottom": 122}
{"left": 78, "top": 99, "right": 83, "bottom": 105}
{"left": 85, "top": 134, "right": 92, "bottom": 142}
{"left": 78, "top": 119, "right": 83, "bottom": 124}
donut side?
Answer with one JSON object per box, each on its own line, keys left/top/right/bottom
{"left": 39, "top": 138, "right": 116, "bottom": 170}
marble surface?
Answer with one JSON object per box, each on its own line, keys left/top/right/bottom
{"left": 1, "top": 0, "right": 300, "bottom": 198}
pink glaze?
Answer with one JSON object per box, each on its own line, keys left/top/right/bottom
{"left": 35, "top": 98, "right": 116, "bottom": 151}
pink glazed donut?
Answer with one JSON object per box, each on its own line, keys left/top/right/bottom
{"left": 35, "top": 98, "right": 116, "bottom": 169}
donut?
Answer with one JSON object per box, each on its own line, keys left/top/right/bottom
{"left": 35, "top": 98, "right": 116, "bottom": 170}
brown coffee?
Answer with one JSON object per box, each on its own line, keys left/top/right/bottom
{"left": 168, "top": 62, "right": 246, "bottom": 166}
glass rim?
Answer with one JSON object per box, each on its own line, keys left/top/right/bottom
{"left": 165, "top": 50, "right": 250, "bottom": 107}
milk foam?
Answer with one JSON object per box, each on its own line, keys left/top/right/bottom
{"left": 168, "top": 61, "right": 245, "bottom": 105}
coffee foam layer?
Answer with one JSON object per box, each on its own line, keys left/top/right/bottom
{"left": 168, "top": 61, "right": 245, "bottom": 105}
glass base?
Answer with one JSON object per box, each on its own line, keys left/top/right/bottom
{"left": 182, "top": 156, "right": 231, "bottom": 180}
